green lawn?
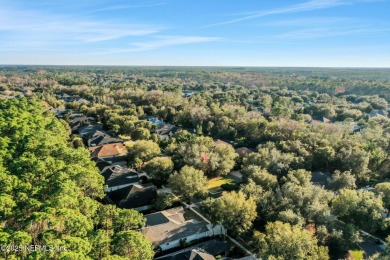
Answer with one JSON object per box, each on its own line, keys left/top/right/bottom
{"left": 348, "top": 249, "right": 364, "bottom": 260}
{"left": 207, "top": 176, "right": 235, "bottom": 190}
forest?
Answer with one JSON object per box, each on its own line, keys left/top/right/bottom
{"left": 0, "top": 66, "right": 389, "bottom": 260}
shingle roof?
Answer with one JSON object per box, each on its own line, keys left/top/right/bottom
{"left": 89, "top": 143, "right": 127, "bottom": 158}
{"left": 155, "top": 124, "right": 180, "bottom": 135}
{"left": 88, "top": 134, "right": 123, "bottom": 147}
{"left": 70, "top": 116, "right": 96, "bottom": 126}
{"left": 155, "top": 240, "right": 228, "bottom": 260}
{"left": 118, "top": 184, "right": 157, "bottom": 209}
{"left": 141, "top": 207, "right": 210, "bottom": 246}
{"left": 235, "top": 147, "right": 254, "bottom": 157}
{"left": 214, "top": 139, "right": 233, "bottom": 147}
{"left": 93, "top": 157, "right": 128, "bottom": 171}
{"left": 145, "top": 212, "right": 171, "bottom": 226}
{"left": 101, "top": 165, "right": 140, "bottom": 187}
{"left": 78, "top": 124, "right": 103, "bottom": 138}
{"left": 311, "top": 171, "right": 331, "bottom": 187}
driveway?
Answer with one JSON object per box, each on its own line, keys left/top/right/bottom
{"left": 358, "top": 239, "right": 385, "bottom": 258}
{"left": 228, "top": 171, "right": 243, "bottom": 183}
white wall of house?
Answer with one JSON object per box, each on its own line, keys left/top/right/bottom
{"left": 105, "top": 183, "right": 135, "bottom": 192}
{"left": 159, "top": 231, "right": 209, "bottom": 251}
{"left": 207, "top": 224, "right": 226, "bottom": 236}
{"left": 134, "top": 205, "right": 153, "bottom": 212}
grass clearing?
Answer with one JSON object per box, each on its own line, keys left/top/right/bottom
{"left": 207, "top": 176, "right": 236, "bottom": 190}
{"left": 348, "top": 249, "right": 364, "bottom": 260}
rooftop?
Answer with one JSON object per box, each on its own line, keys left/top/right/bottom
{"left": 89, "top": 142, "right": 127, "bottom": 158}
{"left": 141, "top": 207, "right": 210, "bottom": 246}
{"left": 214, "top": 139, "right": 233, "bottom": 148}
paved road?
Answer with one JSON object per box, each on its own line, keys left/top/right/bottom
{"left": 358, "top": 240, "right": 385, "bottom": 258}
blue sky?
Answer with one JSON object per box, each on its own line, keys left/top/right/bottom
{"left": 0, "top": 0, "right": 389, "bottom": 67}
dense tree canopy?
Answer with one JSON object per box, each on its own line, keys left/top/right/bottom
{"left": 168, "top": 165, "right": 208, "bottom": 201}
{"left": 331, "top": 189, "right": 384, "bottom": 232}
{"left": 204, "top": 191, "right": 257, "bottom": 235}
{"left": 253, "top": 221, "right": 329, "bottom": 260}
{"left": 1, "top": 66, "right": 390, "bottom": 260}
{"left": 0, "top": 98, "right": 153, "bottom": 259}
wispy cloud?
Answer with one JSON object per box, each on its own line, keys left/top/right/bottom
{"left": 0, "top": 8, "right": 162, "bottom": 44}
{"left": 258, "top": 16, "right": 354, "bottom": 27}
{"left": 88, "top": 1, "right": 166, "bottom": 14}
{"left": 276, "top": 26, "right": 390, "bottom": 39}
{"left": 90, "top": 36, "right": 221, "bottom": 54}
{"left": 205, "top": 0, "right": 383, "bottom": 27}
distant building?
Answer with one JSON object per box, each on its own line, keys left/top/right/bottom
{"left": 367, "top": 110, "right": 386, "bottom": 119}
{"left": 88, "top": 134, "right": 123, "bottom": 147}
{"left": 213, "top": 139, "right": 233, "bottom": 148}
{"left": 182, "top": 92, "right": 194, "bottom": 98}
{"left": 70, "top": 116, "right": 96, "bottom": 132}
{"left": 352, "top": 124, "right": 364, "bottom": 134}
{"left": 78, "top": 125, "right": 104, "bottom": 140}
{"left": 311, "top": 172, "right": 331, "bottom": 188}
{"left": 235, "top": 147, "right": 254, "bottom": 158}
{"left": 147, "top": 116, "right": 165, "bottom": 128}
{"left": 155, "top": 124, "right": 181, "bottom": 139}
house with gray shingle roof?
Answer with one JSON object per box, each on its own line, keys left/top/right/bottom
{"left": 141, "top": 207, "right": 225, "bottom": 251}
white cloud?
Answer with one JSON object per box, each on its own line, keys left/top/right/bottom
{"left": 87, "top": 1, "right": 166, "bottom": 14}
{"left": 0, "top": 8, "right": 162, "bottom": 45}
{"left": 275, "top": 26, "right": 390, "bottom": 39}
{"left": 90, "top": 36, "right": 221, "bottom": 54}
{"left": 206, "top": 0, "right": 385, "bottom": 27}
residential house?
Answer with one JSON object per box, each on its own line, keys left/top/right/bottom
{"left": 70, "top": 116, "right": 96, "bottom": 126}
{"left": 235, "top": 147, "right": 254, "bottom": 158}
{"left": 68, "top": 112, "right": 84, "bottom": 119}
{"left": 77, "top": 98, "right": 90, "bottom": 105}
{"left": 182, "top": 92, "right": 194, "bottom": 98}
{"left": 155, "top": 240, "right": 229, "bottom": 260}
{"left": 88, "top": 134, "right": 123, "bottom": 147}
{"left": 352, "top": 124, "right": 364, "bottom": 134}
{"left": 367, "top": 110, "right": 386, "bottom": 119}
{"left": 50, "top": 107, "right": 67, "bottom": 118}
{"left": 147, "top": 116, "right": 165, "bottom": 128}
{"left": 70, "top": 116, "right": 96, "bottom": 132}
{"left": 311, "top": 172, "right": 331, "bottom": 188}
{"left": 88, "top": 142, "right": 127, "bottom": 160}
{"left": 57, "top": 93, "right": 70, "bottom": 100}
{"left": 77, "top": 124, "right": 103, "bottom": 139}
{"left": 155, "top": 124, "right": 181, "bottom": 139}
{"left": 159, "top": 249, "right": 214, "bottom": 260}
{"left": 94, "top": 157, "right": 128, "bottom": 171}
{"left": 213, "top": 139, "right": 233, "bottom": 148}
{"left": 141, "top": 207, "right": 225, "bottom": 251}
{"left": 106, "top": 183, "right": 157, "bottom": 212}
{"left": 101, "top": 165, "right": 141, "bottom": 192}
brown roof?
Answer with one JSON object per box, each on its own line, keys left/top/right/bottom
{"left": 213, "top": 139, "right": 233, "bottom": 148}
{"left": 89, "top": 143, "right": 127, "bottom": 158}
{"left": 235, "top": 147, "right": 253, "bottom": 157}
